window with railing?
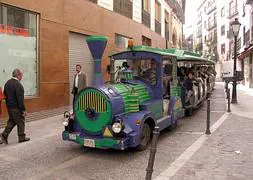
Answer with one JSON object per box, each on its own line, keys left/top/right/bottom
{"left": 244, "top": 29, "right": 250, "bottom": 46}
{"left": 221, "top": 25, "right": 225, "bottom": 36}
{"left": 221, "top": 43, "right": 225, "bottom": 54}
{"left": 142, "top": 0, "right": 150, "bottom": 13}
{"left": 142, "top": 0, "right": 150, "bottom": 28}
{"left": 165, "top": 11, "right": 169, "bottom": 40}
{"left": 229, "top": 0, "right": 238, "bottom": 17}
{"left": 114, "top": 0, "right": 133, "bottom": 19}
{"left": 214, "top": 13, "right": 217, "bottom": 25}
{"left": 155, "top": 0, "right": 161, "bottom": 34}
{"left": 155, "top": 0, "right": 161, "bottom": 22}
{"left": 221, "top": 7, "right": 225, "bottom": 17}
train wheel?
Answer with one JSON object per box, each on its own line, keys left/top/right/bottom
{"left": 136, "top": 123, "right": 151, "bottom": 151}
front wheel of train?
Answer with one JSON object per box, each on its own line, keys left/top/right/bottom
{"left": 136, "top": 123, "right": 151, "bottom": 151}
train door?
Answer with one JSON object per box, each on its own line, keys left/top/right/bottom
{"left": 162, "top": 60, "right": 173, "bottom": 116}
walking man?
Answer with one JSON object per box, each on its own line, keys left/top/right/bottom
{"left": 72, "top": 64, "right": 86, "bottom": 105}
{"left": 0, "top": 69, "right": 30, "bottom": 144}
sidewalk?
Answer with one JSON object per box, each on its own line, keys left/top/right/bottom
{"left": 0, "top": 106, "right": 70, "bottom": 128}
{"left": 156, "top": 82, "right": 253, "bottom": 180}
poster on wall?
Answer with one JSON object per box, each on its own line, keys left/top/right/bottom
{"left": 0, "top": 34, "right": 37, "bottom": 96}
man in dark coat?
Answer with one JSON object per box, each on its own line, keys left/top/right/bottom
{"left": 0, "top": 69, "right": 30, "bottom": 144}
{"left": 72, "top": 64, "right": 87, "bottom": 105}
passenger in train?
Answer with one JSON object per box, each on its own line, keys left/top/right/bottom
{"left": 184, "top": 72, "right": 194, "bottom": 105}
{"left": 122, "top": 62, "right": 130, "bottom": 71}
{"left": 143, "top": 60, "right": 157, "bottom": 86}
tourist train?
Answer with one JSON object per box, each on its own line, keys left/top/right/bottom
{"left": 62, "top": 36, "right": 216, "bottom": 150}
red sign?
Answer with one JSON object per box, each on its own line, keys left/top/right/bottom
{"left": 0, "top": 24, "right": 29, "bottom": 37}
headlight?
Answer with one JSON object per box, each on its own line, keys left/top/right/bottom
{"left": 112, "top": 122, "right": 122, "bottom": 133}
{"left": 63, "top": 111, "right": 70, "bottom": 126}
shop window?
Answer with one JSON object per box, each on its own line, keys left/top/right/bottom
{"left": 0, "top": 4, "right": 38, "bottom": 96}
{"left": 115, "top": 34, "right": 131, "bottom": 49}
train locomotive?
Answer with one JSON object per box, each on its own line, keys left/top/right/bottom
{"left": 62, "top": 36, "right": 215, "bottom": 150}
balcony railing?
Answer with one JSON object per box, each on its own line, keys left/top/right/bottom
{"left": 212, "top": 36, "right": 217, "bottom": 45}
{"left": 165, "top": 0, "right": 185, "bottom": 22}
{"left": 142, "top": 10, "right": 150, "bottom": 28}
{"left": 227, "top": 29, "right": 234, "bottom": 39}
{"left": 244, "top": 30, "right": 250, "bottom": 46}
{"left": 207, "top": 22, "right": 217, "bottom": 31}
{"left": 197, "top": 18, "right": 202, "bottom": 25}
{"left": 246, "top": 0, "right": 253, "bottom": 4}
{"left": 206, "top": 4, "right": 217, "bottom": 15}
{"left": 155, "top": 20, "right": 161, "bottom": 35}
{"left": 197, "top": 31, "right": 202, "bottom": 38}
{"left": 228, "top": 10, "right": 239, "bottom": 19}
{"left": 251, "top": 26, "right": 253, "bottom": 41}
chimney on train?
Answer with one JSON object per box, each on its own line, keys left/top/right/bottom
{"left": 86, "top": 35, "right": 108, "bottom": 86}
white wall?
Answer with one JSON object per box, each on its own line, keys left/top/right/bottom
{"left": 133, "top": 0, "right": 142, "bottom": 23}
{"left": 98, "top": 0, "right": 113, "bottom": 11}
{"left": 150, "top": 0, "right": 155, "bottom": 31}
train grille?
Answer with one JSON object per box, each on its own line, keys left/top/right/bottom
{"left": 77, "top": 91, "right": 107, "bottom": 112}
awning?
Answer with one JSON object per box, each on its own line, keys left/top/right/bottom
{"left": 238, "top": 45, "right": 253, "bottom": 60}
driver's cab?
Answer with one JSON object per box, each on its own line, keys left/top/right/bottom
{"left": 112, "top": 58, "right": 159, "bottom": 88}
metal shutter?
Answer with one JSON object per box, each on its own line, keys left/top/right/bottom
{"left": 69, "top": 32, "right": 93, "bottom": 106}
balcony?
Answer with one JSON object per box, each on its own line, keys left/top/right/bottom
{"left": 206, "top": 4, "right": 217, "bottom": 15}
{"left": 142, "top": 10, "right": 150, "bottom": 28}
{"left": 197, "top": 18, "right": 202, "bottom": 25}
{"left": 228, "top": 10, "right": 239, "bottom": 19}
{"left": 196, "top": 30, "right": 202, "bottom": 38}
{"left": 251, "top": 26, "right": 253, "bottom": 41}
{"left": 207, "top": 22, "right": 217, "bottom": 31}
{"left": 227, "top": 29, "right": 234, "bottom": 39}
{"left": 212, "top": 36, "right": 217, "bottom": 45}
{"left": 165, "top": 0, "right": 185, "bottom": 22}
{"left": 244, "top": 30, "right": 250, "bottom": 47}
{"left": 246, "top": 0, "right": 253, "bottom": 4}
{"left": 155, "top": 20, "right": 161, "bottom": 35}
{"left": 114, "top": 0, "right": 133, "bottom": 19}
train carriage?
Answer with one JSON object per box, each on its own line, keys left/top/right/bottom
{"left": 62, "top": 36, "right": 215, "bottom": 150}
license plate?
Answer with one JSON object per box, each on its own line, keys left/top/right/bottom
{"left": 84, "top": 139, "right": 95, "bottom": 147}
{"left": 69, "top": 133, "right": 76, "bottom": 140}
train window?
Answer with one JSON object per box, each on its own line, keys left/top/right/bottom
{"left": 142, "top": 60, "right": 157, "bottom": 86}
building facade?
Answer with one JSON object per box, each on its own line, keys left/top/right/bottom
{"left": 191, "top": 0, "right": 252, "bottom": 80}
{"left": 0, "top": 0, "right": 185, "bottom": 117}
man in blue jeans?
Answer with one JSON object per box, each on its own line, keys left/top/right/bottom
{"left": 0, "top": 69, "right": 30, "bottom": 144}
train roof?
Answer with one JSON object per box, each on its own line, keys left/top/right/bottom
{"left": 165, "top": 48, "right": 215, "bottom": 64}
{"left": 110, "top": 46, "right": 177, "bottom": 58}
{"left": 110, "top": 46, "right": 214, "bottom": 64}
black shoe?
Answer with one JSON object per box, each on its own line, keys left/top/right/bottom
{"left": 19, "top": 137, "right": 30, "bottom": 143}
{"left": 0, "top": 134, "right": 8, "bottom": 144}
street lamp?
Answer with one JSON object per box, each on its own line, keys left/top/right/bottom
{"left": 230, "top": 18, "right": 241, "bottom": 104}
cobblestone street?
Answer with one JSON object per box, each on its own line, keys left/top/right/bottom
{"left": 1, "top": 83, "right": 253, "bottom": 180}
